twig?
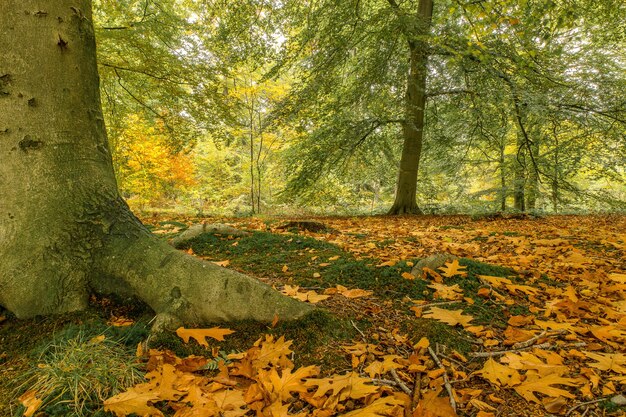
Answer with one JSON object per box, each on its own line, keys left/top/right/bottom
{"left": 390, "top": 368, "right": 412, "bottom": 396}
{"left": 350, "top": 320, "right": 366, "bottom": 340}
{"left": 411, "top": 372, "right": 422, "bottom": 409}
{"left": 428, "top": 346, "right": 457, "bottom": 412}
{"left": 511, "top": 329, "right": 567, "bottom": 350}
{"left": 511, "top": 331, "right": 548, "bottom": 349}
{"left": 411, "top": 300, "right": 460, "bottom": 309}
{"left": 566, "top": 398, "right": 606, "bottom": 416}
{"left": 469, "top": 342, "right": 552, "bottom": 358}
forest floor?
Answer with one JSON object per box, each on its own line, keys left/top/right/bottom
{"left": 1, "top": 214, "right": 625, "bottom": 417}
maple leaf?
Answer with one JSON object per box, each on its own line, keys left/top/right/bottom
{"left": 176, "top": 327, "right": 235, "bottom": 345}
{"left": 513, "top": 373, "right": 579, "bottom": 403}
{"left": 584, "top": 352, "right": 626, "bottom": 373}
{"left": 423, "top": 307, "right": 474, "bottom": 328}
{"left": 474, "top": 357, "right": 522, "bottom": 387}
{"left": 438, "top": 259, "right": 467, "bottom": 278}
{"left": 103, "top": 388, "right": 163, "bottom": 417}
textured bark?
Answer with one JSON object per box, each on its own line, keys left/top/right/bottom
{"left": 388, "top": 0, "right": 433, "bottom": 215}
{"left": 0, "top": 0, "right": 311, "bottom": 323}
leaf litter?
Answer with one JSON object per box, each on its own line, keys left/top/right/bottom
{"left": 11, "top": 214, "right": 626, "bottom": 416}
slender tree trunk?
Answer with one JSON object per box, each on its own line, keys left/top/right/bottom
{"left": 525, "top": 137, "right": 539, "bottom": 210}
{"left": 513, "top": 129, "right": 527, "bottom": 212}
{"left": 499, "top": 140, "right": 507, "bottom": 212}
{"left": 0, "top": 0, "right": 311, "bottom": 324}
{"left": 388, "top": 0, "right": 433, "bottom": 215}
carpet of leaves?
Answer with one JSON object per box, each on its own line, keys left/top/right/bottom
{"left": 37, "top": 215, "right": 626, "bottom": 416}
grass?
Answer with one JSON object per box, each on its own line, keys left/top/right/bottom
{"left": 14, "top": 327, "right": 146, "bottom": 416}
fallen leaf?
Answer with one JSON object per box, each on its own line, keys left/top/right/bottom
{"left": 423, "top": 307, "right": 475, "bottom": 328}
{"left": 19, "top": 390, "right": 43, "bottom": 417}
{"left": 176, "top": 327, "right": 235, "bottom": 346}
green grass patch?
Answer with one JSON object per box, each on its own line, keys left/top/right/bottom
{"left": 15, "top": 325, "right": 146, "bottom": 417}
{"left": 151, "top": 310, "right": 356, "bottom": 372}
{"left": 184, "top": 231, "right": 430, "bottom": 299}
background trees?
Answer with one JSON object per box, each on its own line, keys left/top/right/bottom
{"left": 92, "top": 0, "right": 625, "bottom": 215}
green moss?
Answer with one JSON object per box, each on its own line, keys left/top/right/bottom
{"left": 184, "top": 232, "right": 429, "bottom": 299}
{"left": 150, "top": 310, "right": 356, "bottom": 372}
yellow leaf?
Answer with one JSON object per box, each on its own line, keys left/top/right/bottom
{"left": 513, "top": 373, "right": 579, "bottom": 403}
{"left": 423, "top": 307, "right": 475, "bottom": 328}
{"left": 364, "top": 355, "right": 404, "bottom": 377}
{"left": 584, "top": 352, "right": 626, "bottom": 373}
{"left": 176, "top": 327, "right": 235, "bottom": 346}
{"left": 104, "top": 388, "right": 163, "bottom": 417}
{"left": 342, "top": 395, "right": 406, "bottom": 417}
{"left": 413, "top": 388, "right": 458, "bottom": 416}
{"left": 282, "top": 265, "right": 289, "bottom": 273}
{"left": 401, "top": 272, "right": 416, "bottom": 280}
{"left": 474, "top": 357, "right": 522, "bottom": 387}
{"left": 212, "top": 260, "right": 230, "bottom": 267}
{"left": 438, "top": 259, "right": 467, "bottom": 278}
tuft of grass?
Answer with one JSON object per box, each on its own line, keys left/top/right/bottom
{"left": 14, "top": 330, "right": 144, "bottom": 417}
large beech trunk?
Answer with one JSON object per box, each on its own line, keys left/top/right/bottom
{"left": 0, "top": 0, "right": 311, "bottom": 324}
{"left": 388, "top": 0, "right": 433, "bottom": 215}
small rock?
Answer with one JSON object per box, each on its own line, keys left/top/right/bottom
{"left": 611, "top": 394, "right": 626, "bottom": 406}
{"left": 171, "top": 222, "right": 249, "bottom": 247}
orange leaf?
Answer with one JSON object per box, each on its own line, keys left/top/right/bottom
{"left": 176, "top": 327, "right": 235, "bottom": 346}
{"left": 19, "top": 390, "right": 43, "bottom": 417}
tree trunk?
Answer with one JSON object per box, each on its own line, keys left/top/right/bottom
{"left": 525, "top": 137, "right": 539, "bottom": 211}
{"left": 0, "top": 0, "right": 311, "bottom": 324}
{"left": 388, "top": 0, "right": 433, "bottom": 215}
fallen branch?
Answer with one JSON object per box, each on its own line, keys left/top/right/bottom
{"left": 511, "top": 329, "right": 567, "bottom": 350}
{"left": 390, "top": 368, "right": 412, "bottom": 396}
{"left": 350, "top": 320, "right": 367, "bottom": 340}
{"left": 566, "top": 397, "right": 606, "bottom": 416}
{"left": 411, "top": 301, "right": 460, "bottom": 310}
{"left": 469, "top": 342, "right": 552, "bottom": 358}
{"left": 428, "top": 347, "right": 456, "bottom": 412}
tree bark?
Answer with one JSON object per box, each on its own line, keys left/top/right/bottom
{"left": 0, "top": 0, "right": 311, "bottom": 324}
{"left": 388, "top": 0, "right": 433, "bottom": 215}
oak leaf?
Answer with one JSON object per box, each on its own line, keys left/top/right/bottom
{"left": 513, "top": 373, "right": 578, "bottom": 403}
{"left": 259, "top": 366, "right": 319, "bottom": 401}
{"left": 413, "top": 388, "right": 458, "bottom": 417}
{"left": 438, "top": 259, "right": 467, "bottom": 278}
{"left": 103, "top": 388, "right": 163, "bottom": 417}
{"left": 342, "top": 394, "right": 406, "bottom": 417}
{"left": 584, "top": 352, "right": 626, "bottom": 373}
{"left": 474, "top": 357, "right": 522, "bottom": 387}
{"left": 423, "top": 307, "right": 474, "bottom": 328}
{"left": 364, "top": 355, "right": 404, "bottom": 377}
{"left": 176, "top": 327, "right": 235, "bottom": 345}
